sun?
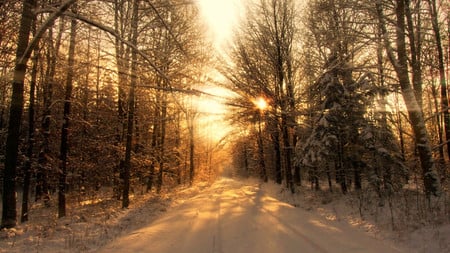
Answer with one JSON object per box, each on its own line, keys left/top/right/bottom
{"left": 253, "top": 97, "right": 268, "bottom": 111}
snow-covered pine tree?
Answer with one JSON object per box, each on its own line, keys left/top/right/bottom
{"left": 297, "top": 56, "right": 406, "bottom": 194}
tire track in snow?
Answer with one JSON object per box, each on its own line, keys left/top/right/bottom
{"left": 247, "top": 185, "right": 329, "bottom": 253}
{"left": 259, "top": 202, "right": 329, "bottom": 253}
{"left": 212, "top": 194, "right": 223, "bottom": 253}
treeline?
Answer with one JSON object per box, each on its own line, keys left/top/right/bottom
{"left": 0, "top": 0, "right": 219, "bottom": 229}
{"left": 227, "top": 0, "right": 449, "bottom": 204}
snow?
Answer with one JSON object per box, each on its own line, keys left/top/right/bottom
{"left": 96, "top": 178, "right": 404, "bottom": 253}
{"left": 259, "top": 180, "right": 450, "bottom": 253}
{"left": 1, "top": 177, "right": 448, "bottom": 252}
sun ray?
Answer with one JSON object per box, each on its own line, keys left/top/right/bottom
{"left": 196, "top": 0, "right": 244, "bottom": 48}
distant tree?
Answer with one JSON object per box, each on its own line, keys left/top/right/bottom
{"left": 187, "top": 97, "right": 197, "bottom": 185}
{"left": 223, "top": 0, "right": 299, "bottom": 191}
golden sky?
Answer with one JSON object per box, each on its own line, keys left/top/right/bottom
{"left": 196, "top": 0, "right": 244, "bottom": 49}
{"left": 194, "top": 1, "right": 244, "bottom": 142}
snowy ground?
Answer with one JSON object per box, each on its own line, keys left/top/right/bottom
{"left": 0, "top": 177, "right": 448, "bottom": 252}
{"left": 259, "top": 180, "right": 450, "bottom": 253}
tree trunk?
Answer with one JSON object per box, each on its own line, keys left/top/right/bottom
{"left": 82, "top": 27, "right": 91, "bottom": 136}
{"left": 257, "top": 114, "right": 267, "bottom": 182}
{"left": 354, "top": 162, "right": 362, "bottom": 191}
{"left": 175, "top": 111, "right": 182, "bottom": 185}
{"left": 427, "top": 0, "right": 450, "bottom": 165}
{"left": 405, "top": 0, "right": 423, "bottom": 108}
{"left": 327, "top": 167, "right": 333, "bottom": 192}
{"left": 36, "top": 20, "right": 63, "bottom": 202}
{"left": 58, "top": 5, "right": 77, "bottom": 218}
{"left": 113, "top": 0, "right": 131, "bottom": 199}
{"left": 270, "top": 118, "right": 282, "bottom": 184}
{"left": 2, "top": 0, "right": 37, "bottom": 229}
{"left": 243, "top": 143, "right": 249, "bottom": 176}
{"left": 114, "top": 0, "right": 130, "bottom": 143}
{"left": 282, "top": 116, "right": 294, "bottom": 193}
{"left": 188, "top": 112, "right": 195, "bottom": 185}
{"left": 336, "top": 135, "right": 347, "bottom": 194}
{"left": 122, "top": 0, "right": 139, "bottom": 208}
{"left": 156, "top": 94, "right": 167, "bottom": 193}
{"left": 21, "top": 31, "right": 38, "bottom": 223}
{"left": 430, "top": 76, "right": 445, "bottom": 161}
{"left": 394, "top": 93, "right": 406, "bottom": 160}
{"left": 96, "top": 33, "right": 101, "bottom": 125}
{"left": 146, "top": 104, "right": 160, "bottom": 192}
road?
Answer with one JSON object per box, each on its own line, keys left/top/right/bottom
{"left": 97, "top": 178, "right": 403, "bottom": 253}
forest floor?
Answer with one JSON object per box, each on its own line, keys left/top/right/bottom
{"left": 0, "top": 177, "right": 448, "bottom": 252}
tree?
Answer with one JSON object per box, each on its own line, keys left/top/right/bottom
{"left": 0, "top": 0, "right": 215, "bottom": 227}
{"left": 2, "top": 0, "right": 37, "bottom": 229}
{"left": 375, "top": 0, "right": 441, "bottom": 197}
{"left": 36, "top": 16, "right": 64, "bottom": 203}
{"left": 187, "top": 97, "right": 197, "bottom": 185}
{"left": 426, "top": 0, "right": 450, "bottom": 163}
{"left": 294, "top": 0, "right": 411, "bottom": 196}
{"left": 58, "top": 3, "right": 77, "bottom": 218}
{"left": 113, "top": 0, "right": 132, "bottom": 200}
{"left": 2, "top": 0, "right": 76, "bottom": 228}
{"left": 223, "top": 0, "right": 298, "bottom": 191}
{"left": 122, "top": 0, "right": 139, "bottom": 208}
{"left": 21, "top": 20, "right": 38, "bottom": 222}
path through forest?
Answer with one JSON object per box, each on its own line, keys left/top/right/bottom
{"left": 97, "top": 178, "right": 403, "bottom": 253}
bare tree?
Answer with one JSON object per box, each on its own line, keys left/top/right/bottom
{"left": 2, "top": 0, "right": 76, "bottom": 228}
{"left": 58, "top": 3, "right": 77, "bottom": 218}
{"left": 122, "top": 0, "right": 139, "bottom": 208}
{"left": 2, "top": 0, "right": 37, "bottom": 229}
{"left": 21, "top": 20, "right": 38, "bottom": 222}
{"left": 376, "top": 0, "right": 441, "bottom": 197}
{"left": 426, "top": 0, "right": 450, "bottom": 164}
{"left": 223, "top": 0, "right": 298, "bottom": 191}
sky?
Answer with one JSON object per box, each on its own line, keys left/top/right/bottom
{"left": 196, "top": 0, "right": 244, "bottom": 49}
{"left": 192, "top": 0, "right": 245, "bottom": 142}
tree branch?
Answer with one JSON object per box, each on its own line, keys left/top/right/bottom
{"left": 61, "top": 10, "right": 170, "bottom": 82}
{"left": 19, "top": 0, "right": 77, "bottom": 66}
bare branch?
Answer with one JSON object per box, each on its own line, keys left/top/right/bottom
{"left": 61, "top": 10, "right": 170, "bottom": 82}
{"left": 142, "top": 0, "right": 189, "bottom": 57}
{"left": 19, "top": 0, "right": 77, "bottom": 66}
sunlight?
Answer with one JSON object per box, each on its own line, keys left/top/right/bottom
{"left": 253, "top": 97, "right": 268, "bottom": 111}
{"left": 196, "top": 0, "right": 244, "bottom": 48}
{"left": 309, "top": 219, "right": 342, "bottom": 232}
{"left": 79, "top": 198, "right": 103, "bottom": 206}
{"left": 194, "top": 86, "right": 234, "bottom": 142}
{"left": 195, "top": 88, "right": 228, "bottom": 115}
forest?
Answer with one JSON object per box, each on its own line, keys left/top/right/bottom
{"left": 0, "top": 0, "right": 449, "bottom": 244}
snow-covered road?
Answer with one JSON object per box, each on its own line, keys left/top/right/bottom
{"left": 97, "top": 178, "right": 403, "bottom": 253}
